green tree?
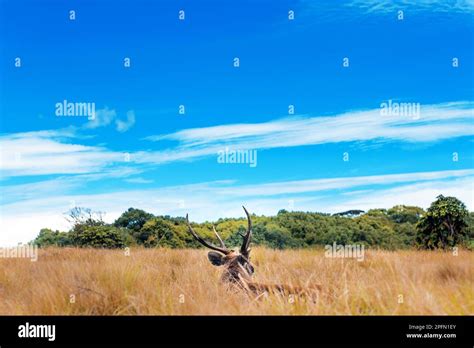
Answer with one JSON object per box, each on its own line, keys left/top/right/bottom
{"left": 32, "top": 228, "right": 72, "bottom": 247}
{"left": 262, "top": 223, "right": 303, "bottom": 249}
{"left": 353, "top": 214, "right": 402, "bottom": 249}
{"left": 387, "top": 205, "right": 424, "bottom": 224}
{"left": 136, "top": 217, "right": 185, "bottom": 248}
{"left": 393, "top": 222, "right": 418, "bottom": 248}
{"left": 71, "top": 225, "right": 125, "bottom": 248}
{"left": 466, "top": 212, "right": 474, "bottom": 249}
{"left": 416, "top": 195, "right": 469, "bottom": 249}
{"left": 114, "top": 207, "right": 154, "bottom": 232}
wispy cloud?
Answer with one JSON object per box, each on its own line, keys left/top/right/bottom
{"left": 0, "top": 108, "right": 136, "bottom": 178}
{"left": 213, "top": 169, "right": 474, "bottom": 197}
{"left": 124, "top": 177, "right": 153, "bottom": 184}
{"left": 115, "top": 111, "right": 136, "bottom": 133}
{"left": 346, "top": 0, "right": 474, "bottom": 14}
{"left": 0, "top": 167, "right": 142, "bottom": 204}
{"left": 142, "top": 101, "right": 474, "bottom": 164}
{"left": 83, "top": 107, "right": 117, "bottom": 129}
{"left": 0, "top": 169, "right": 472, "bottom": 246}
{"left": 2, "top": 102, "right": 472, "bottom": 177}
{"left": 0, "top": 131, "right": 124, "bottom": 177}
{"left": 295, "top": 0, "right": 474, "bottom": 25}
{"left": 84, "top": 107, "right": 136, "bottom": 132}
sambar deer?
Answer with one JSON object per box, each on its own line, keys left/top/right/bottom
{"left": 186, "top": 206, "right": 321, "bottom": 298}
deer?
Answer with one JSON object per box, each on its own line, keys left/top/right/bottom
{"left": 186, "top": 206, "right": 321, "bottom": 299}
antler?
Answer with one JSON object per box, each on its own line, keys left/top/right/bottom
{"left": 240, "top": 206, "right": 252, "bottom": 258}
{"left": 212, "top": 226, "right": 226, "bottom": 248}
{"left": 186, "top": 214, "right": 230, "bottom": 255}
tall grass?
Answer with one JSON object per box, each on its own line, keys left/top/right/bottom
{"left": 0, "top": 248, "right": 472, "bottom": 315}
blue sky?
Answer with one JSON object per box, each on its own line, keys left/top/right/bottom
{"left": 0, "top": 0, "right": 473, "bottom": 245}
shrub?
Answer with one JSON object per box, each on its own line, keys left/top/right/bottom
{"left": 32, "top": 228, "right": 72, "bottom": 247}
{"left": 71, "top": 225, "right": 125, "bottom": 248}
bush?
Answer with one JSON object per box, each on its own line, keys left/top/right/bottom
{"left": 32, "top": 228, "right": 72, "bottom": 247}
{"left": 71, "top": 225, "right": 125, "bottom": 248}
{"left": 114, "top": 208, "right": 154, "bottom": 232}
{"left": 135, "top": 218, "right": 185, "bottom": 248}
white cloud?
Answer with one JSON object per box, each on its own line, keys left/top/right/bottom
{"left": 327, "top": 176, "right": 474, "bottom": 213}
{"left": 83, "top": 107, "right": 135, "bottom": 132}
{"left": 2, "top": 102, "right": 471, "bottom": 177}
{"left": 213, "top": 169, "right": 474, "bottom": 197}
{"left": 142, "top": 101, "right": 474, "bottom": 164}
{"left": 115, "top": 111, "right": 136, "bottom": 133}
{"left": 0, "top": 132, "right": 123, "bottom": 177}
{"left": 346, "top": 0, "right": 474, "bottom": 14}
{"left": 0, "top": 167, "right": 142, "bottom": 204}
{"left": 296, "top": 0, "right": 474, "bottom": 25}
{"left": 0, "top": 106, "right": 137, "bottom": 178}
{"left": 84, "top": 107, "right": 117, "bottom": 129}
{"left": 124, "top": 177, "right": 153, "bottom": 184}
{"left": 0, "top": 169, "right": 472, "bottom": 246}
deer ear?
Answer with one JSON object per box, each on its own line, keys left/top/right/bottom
{"left": 207, "top": 251, "right": 225, "bottom": 266}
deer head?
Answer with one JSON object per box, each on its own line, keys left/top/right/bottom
{"left": 186, "top": 206, "right": 254, "bottom": 285}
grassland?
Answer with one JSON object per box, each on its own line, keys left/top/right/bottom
{"left": 0, "top": 247, "right": 472, "bottom": 315}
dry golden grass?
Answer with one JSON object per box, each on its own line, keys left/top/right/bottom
{"left": 0, "top": 247, "right": 472, "bottom": 315}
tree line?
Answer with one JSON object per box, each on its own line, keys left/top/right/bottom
{"left": 33, "top": 195, "right": 474, "bottom": 250}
